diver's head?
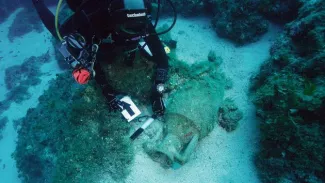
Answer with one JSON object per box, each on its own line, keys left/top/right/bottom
{"left": 109, "top": 0, "right": 149, "bottom": 38}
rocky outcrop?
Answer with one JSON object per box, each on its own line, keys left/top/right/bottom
{"left": 250, "top": 1, "right": 325, "bottom": 182}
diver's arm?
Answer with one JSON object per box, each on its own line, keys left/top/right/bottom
{"left": 93, "top": 62, "right": 122, "bottom": 111}
{"left": 144, "top": 21, "right": 169, "bottom": 83}
{"left": 32, "top": 0, "right": 58, "bottom": 38}
{"left": 32, "top": 0, "right": 75, "bottom": 39}
{"left": 144, "top": 21, "right": 169, "bottom": 116}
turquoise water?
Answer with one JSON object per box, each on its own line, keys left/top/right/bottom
{"left": 0, "top": 0, "right": 324, "bottom": 183}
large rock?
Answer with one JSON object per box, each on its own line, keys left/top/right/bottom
{"left": 250, "top": 1, "right": 325, "bottom": 182}
{"left": 258, "top": 0, "right": 303, "bottom": 24}
{"left": 0, "top": 52, "right": 51, "bottom": 117}
{"left": 0, "top": 0, "right": 58, "bottom": 23}
{"left": 208, "top": 0, "right": 268, "bottom": 44}
{"left": 159, "top": 0, "right": 205, "bottom": 17}
{"left": 14, "top": 73, "right": 134, "bottom": 183}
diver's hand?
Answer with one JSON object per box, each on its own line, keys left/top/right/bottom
{"left": 151, "top": 84, "right": 165, "bottom": 116}
{"left": 108, "top": 96, "right": 122, "bottom": 112}
{"left": 151, "top": 82, "right": 166, "bottom": 116}
{"left": 105, "top": 92, "right": 128, "bottom": 112}
{"left": 152, "top": 96, "right": 165, "bottom": 116}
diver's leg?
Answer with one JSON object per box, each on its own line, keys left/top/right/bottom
{"left": 32, "top": 0, "right": 58, "bottom": 39}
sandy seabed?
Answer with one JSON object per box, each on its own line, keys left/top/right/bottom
{"left": 0, "top": 8, "right": 281, "bottom": 183}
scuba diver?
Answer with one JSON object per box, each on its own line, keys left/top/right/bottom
{"left": 32, "top": 0, "right": 176, "bottom": 116}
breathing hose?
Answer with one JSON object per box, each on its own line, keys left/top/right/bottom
{"left": 55, "top": 0, "right": 64, "bottom": 41}
{"left": 152, "top": 0, "right": 177, "bottom": 36}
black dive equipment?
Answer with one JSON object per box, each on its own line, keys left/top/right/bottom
{"left": 112, "top": 0, "right": 178, "bottom": 37}
{"left": 64, "top": 0, "right": 177, "bottom": 39}
{"left": 58, "top": 33, "right": 98, "bottom": 76}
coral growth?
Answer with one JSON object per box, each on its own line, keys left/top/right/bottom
{"left": 0, "top": 0, "right": 58, "bottom": 24}
{"left": 0, "top": 52, "right": 51, "bottom": 116}
{"left": 0, "top": 117, "right": 8, "bottom": 140}
{"left": 250, "top": 1, "right": 325, "bottom": 182}
{"left": 14, "top": 73, "right": 134, "bottom": 183}
{"left": 160, "top": 0, "right": 205, "bottom": 16}
{"left": 0, "top": 100, "right": 11, "bottom": 116}
{"left": 8, "top": 8, "right": 43, "bottom": 42}
{"left": 4, "top": 52, "right": 50, "bottom": 104}
{"left": 258, "top": 0, "right": 303, "bottom": 24}
{"left": 218, "top": 98, "right": 243, "bottom": 132}
{"left": 209, "top": 0, "right": 269, "bottom": 44}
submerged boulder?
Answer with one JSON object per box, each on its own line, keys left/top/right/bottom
{"left": 258, "top": 0, "right": 303, "bottom": 24}
{"left": 250, "top": 1, "right": 325, "bottom": 182}
{"left": 8, "top": 8, "right": 43, "bottom": 42}
{"left": 14, "top": 73, "right": 134, "bottom": 183}
{"left": 209, "top": 0, "right": 268, "bottom": 44}
{"left": 218, "top": 98, "right": 243, "bottom": 132}
{"left": 0, "top": 0, "right": 57, "bottom": 23}
{"left": 160, "top": 0, "right": 205, "bottom": 16}
{"left": 0, "top": 52, "right": 51, "bottom": 116}
{"left": 0, "top": 117, "right": 8, "bottom": 140}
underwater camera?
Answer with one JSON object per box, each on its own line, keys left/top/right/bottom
{"left": 58, "top": 33, "right": 98, "bottom": 73}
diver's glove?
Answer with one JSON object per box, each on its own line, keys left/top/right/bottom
{"left": 101, "top": 85, "right": 123, "bottom": 112}
{"left": 152, "top": 95, "right": 165, "bottom": 116}
{"left": 151, "top": 68, "right": 168, "bottom": 116}
{"left": 151, "top": 83, "right": 166, "bottom": 116}
{"left": 108, "top": 96, "right": 122, "bottom": 112}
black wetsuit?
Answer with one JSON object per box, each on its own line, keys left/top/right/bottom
{"left": 33, "top": 0, "right": 169, "bottom": 113}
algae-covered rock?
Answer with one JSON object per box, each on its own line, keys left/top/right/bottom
{"left": 209, "top": 0, "right": 268, "bottom": 44}
{"left": 4, "top": 52, "right": 50, "bottom": 103}
{"left": 218, "top": 98, "right": 243, "bottom": 132}
{"left": 0, "top": 0, "right": 57, "bottom": 24}
{"left": 14, "top": 73, "right": 134, "bottom": 183}
{"left": 160, "top": 0, "right": 205, "bottom": 16}
{"left": 8, "top": 8, "right": 43, "bottom": 42}
{"left": 250, "top": 1, "right": 325, "bottom": 182}
{"left": 0, "top": 117, "right": 8, "bottom": 140}
{"left": 258, "top": 0, "right": 303, "bottom": 24}
{"left": 0, "top": 51, "right": 51, "bottom": 117}
{"left": 102, "top": 55, "right": 155, "bottom": 104}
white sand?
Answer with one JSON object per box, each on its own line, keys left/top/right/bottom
{"left": 0, "top": 10, "right": 281, "bottom": 183}
{"left": 125, "top": 17, "right": 281, "bottom": 183}
{"left": 0, "top": 8, "right": 62, "bottom": 183}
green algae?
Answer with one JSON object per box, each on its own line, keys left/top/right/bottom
{"left": 14, "top": 51, "right": 227, "bottom": 182}
{"left": 250, "top": 1, "right": 325, "bottom": 182}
